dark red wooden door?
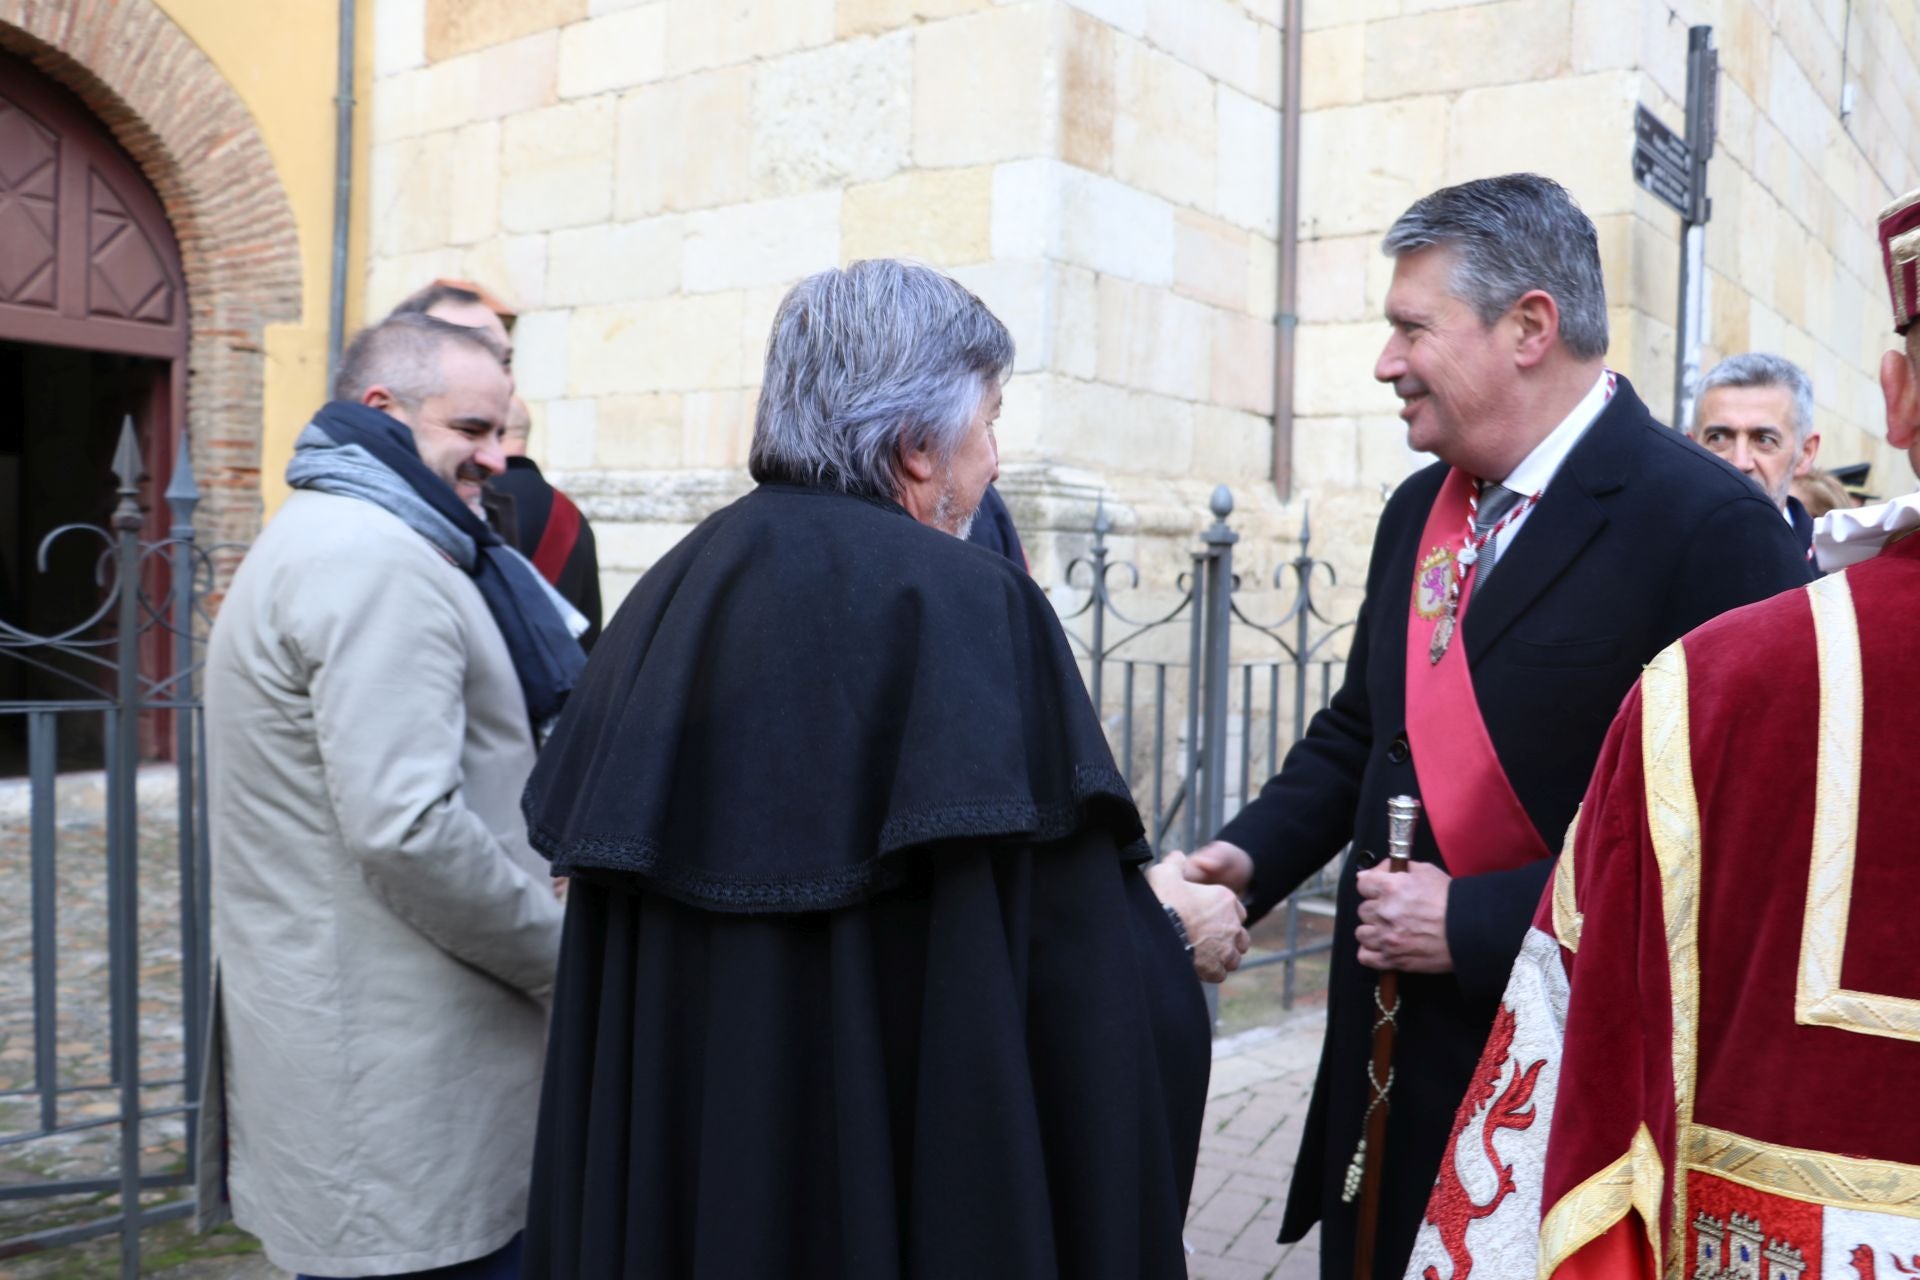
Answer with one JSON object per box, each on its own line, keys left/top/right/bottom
{"left": 0, "top": 50, "right": 187, "bottom": 363}
{"left": 1, "top": 49, "right": 189, "bottom": 758}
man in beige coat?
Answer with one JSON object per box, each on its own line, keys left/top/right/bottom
{"left": 204, "top": 314, "right": 567, "bottom": 1278}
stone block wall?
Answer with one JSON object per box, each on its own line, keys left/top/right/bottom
{"left": 364, "top": 0, "right": 1920, "bottom": 620}
{"left": 364, "top": 0, "right": 1294, "bottom": 611}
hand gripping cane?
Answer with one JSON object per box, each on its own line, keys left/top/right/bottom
{"left": 1344, "top": 795, "right": 1421, "bottom": 1280}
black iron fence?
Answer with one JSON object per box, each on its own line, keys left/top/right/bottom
{"left": 1056, "top": 487, "right": 1356, "bottom": 1011}
{"left": 0, "top": 420, "right": 215, "bottom": 1275}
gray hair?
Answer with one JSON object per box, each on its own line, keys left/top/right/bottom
{"left": 1695, "top": 352, "right": 1815, "bottom": 444}
{"left": 748, "top": 260, "right": 1015, "bottom": 501}
{"left": 332, "top": 313, "right": 503, "bottom": 408}
{"left": 1382, "top": 174, "right": 1610, "bottom": 360}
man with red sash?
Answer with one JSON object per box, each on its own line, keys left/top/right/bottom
{"left": 1183, "top": 174, "right": 1808, "bottom": 1279}
{"left": 1399, "top": 189, "right": 1920, "bottom": 1280}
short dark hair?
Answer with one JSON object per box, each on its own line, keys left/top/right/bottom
{"left": 1383, "top": 174, "right": 1610, "bottom": 360}
{"left": 332, "top": 313, "right": 503, "bottom": 407}
{"left": 391, "top": 281, "right": 484, "bottom": 318}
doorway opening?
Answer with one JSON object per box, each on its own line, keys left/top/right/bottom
{"left": 0, "top": 339, "right": 174, "bottom": 773}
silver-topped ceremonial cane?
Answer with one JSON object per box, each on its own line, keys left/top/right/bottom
{"left": 1348, "top": 794, "right": 1422, "bottom": 1280}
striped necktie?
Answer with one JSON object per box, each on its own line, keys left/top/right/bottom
{"left": 1473, "top": 482, "right": 1523, "bottom": 587}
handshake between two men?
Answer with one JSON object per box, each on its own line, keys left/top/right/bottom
{"left": 1177, "top": 839, "right": 1456, "bottom": 975}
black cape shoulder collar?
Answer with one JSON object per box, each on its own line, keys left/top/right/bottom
{"left": 522, "top": 484, "right": 1147, "bottom": 912}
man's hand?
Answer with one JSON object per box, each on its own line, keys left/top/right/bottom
{"left": 1146, "top": 851, "right": 1252, "bottom": 983}
{"left": 1181, "top": 839, "right": 1255, "bottom": 895}
{"left": 1354, "top": 860, "right": 1453, "bottom": 973}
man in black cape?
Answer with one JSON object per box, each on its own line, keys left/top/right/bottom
{"left": 520, "top": 259, "right": 1247, "bottom": 1279}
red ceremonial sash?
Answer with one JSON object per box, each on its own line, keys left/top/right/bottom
{"left": 1403, "top": 467, "right": 1551, "bottom": 877}
{"left": 531, "top": 489, "right": 583, "bottom": 588}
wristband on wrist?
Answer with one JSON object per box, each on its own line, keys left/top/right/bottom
{"left": 1161, "top": 901, "right": 1194, "bottom": 954}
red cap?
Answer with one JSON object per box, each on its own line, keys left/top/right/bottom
{"left": 1878, "top": 189, "right": 1920, "bottom": 335}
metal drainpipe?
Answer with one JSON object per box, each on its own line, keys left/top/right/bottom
{"left": 326, "top": 0, "right": 357, "bottom": 376}
{"left": 1272, "top": 0, "right": 1303, "bottom": 500}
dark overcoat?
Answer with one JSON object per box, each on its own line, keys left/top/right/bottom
{"left": 489, "top": 455, "right": 604, "bottom": 650}
{"left": 1215, "top": 377, "right": 1811, "bottom": 1279}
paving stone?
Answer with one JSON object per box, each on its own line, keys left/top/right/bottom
{"left": 1188, "top": 1161, "right": 1231, "bottom": 1208}
{"left": 1222, "top": 1170, "right": 1293, "bottom": 1203}
{"left": 1270, "top": 1234, "right": 1323, "bottom": 1279}
{"left": 1187, "top": 1253, "right": 1278, "bottom": 1280}
{"left": 1190, "top": 1188, "right": 1268, "bottom": 1238}
{"left": 1217, "top": 1092, "right": 1297, "bottom": 1143}
{"left": 1226, "top": 1212, "right": 1289, "bottom": 1264}
{"left": 1183, "top": 1223, "right": 1238, "bottom": 1256}
{"left": 1187, "top": 1008, "right": 1329, "bottom": 1280}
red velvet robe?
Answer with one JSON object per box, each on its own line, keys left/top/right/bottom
{"left": 1403, "top": 533, "right": 1920, "bottom": 1280}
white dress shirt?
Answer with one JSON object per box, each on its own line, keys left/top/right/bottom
{"left": 1485, "top": 370, "right": 1612, "bottom": 562}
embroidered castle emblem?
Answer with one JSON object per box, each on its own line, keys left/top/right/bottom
{"left": 1415, "top": 546, "right": 1453, "bottom": 620}
{"left": 1692, "top": 1209, "right": 1807, "bottom": 1279}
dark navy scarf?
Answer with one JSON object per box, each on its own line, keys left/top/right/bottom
{"left": 287, "top": 399, "right": 587, "bottom": 730}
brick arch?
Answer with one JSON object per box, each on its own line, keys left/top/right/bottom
{"left": 0, "top": 0, "right": 303, "bottom": 547}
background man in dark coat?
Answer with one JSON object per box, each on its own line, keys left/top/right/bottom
{"left": 488, "top": 397, "right": 602, "bottom": 649}
{"left": 1688, "top": 351, "right": 1822, "bottom": 559}
{"left": 1183, "top": 174, "right": 1810, "bottom": 1279}
{"left": 520, "top": 259, "right": 1249, "bottom": 1279}
{"left": 967, "top": 482, "right": 1027, "bottom": 568}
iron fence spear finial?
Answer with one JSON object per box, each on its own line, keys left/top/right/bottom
{"left": 166, "top": 431, "right": 199, "bottom": 535}
{"left": 110, "top": 416, "right": 144, "bottom": 532}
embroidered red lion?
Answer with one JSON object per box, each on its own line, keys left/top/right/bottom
{"left": 1422, "top": 1003, "right": 1547, "bottom": 1280}
{"left": 1851, "top": 1243, "right": 1920, "bottom": 1277}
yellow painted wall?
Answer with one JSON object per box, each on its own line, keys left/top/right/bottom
{"left": 151, "top": 0, "right": 372, "bottom": 516}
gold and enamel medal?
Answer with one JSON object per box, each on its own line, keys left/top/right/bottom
{"left": 1413, "top": 546, "right": 1452, "bottom": 621}
{"left": 1429, "top": 596, "right": 1458, "bottom": 664}
{"left": 1417, "top": 543, "right": 1463, "bottom": 665}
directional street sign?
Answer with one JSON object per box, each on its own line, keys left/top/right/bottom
{"left": 1633, "top": 104, "right": 1693, "bottom": 217}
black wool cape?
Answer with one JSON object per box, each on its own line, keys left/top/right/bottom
{"left": 520, "top": 484, "right": 1210, "bottom": 1280}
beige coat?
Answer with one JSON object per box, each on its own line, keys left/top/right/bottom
{"left": 203, "top": 491, "right": 563, "bottom": 1276}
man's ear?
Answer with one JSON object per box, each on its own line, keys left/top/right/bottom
{"left": 1879, "top": 349, "right": 1920, "bottom": 449}
{"left": 1793, "top": 432, "right": 1821, "bottom": 478}
{"left": 1509, "top": 290, "right": 1561, "bottom": 369}
{"left": 362, "top": 384, "right": 397, "bottom": 414}
{"left": 896, "top": 438, "right": 938, "bottom": 485}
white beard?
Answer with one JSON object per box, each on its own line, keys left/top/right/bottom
{"left": 932, "top": 473, "right": 979, "bottom": 540}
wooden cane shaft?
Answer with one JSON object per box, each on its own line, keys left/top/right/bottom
{"left": 1354, "top": 853, "right": 1411, "bottom": 1279}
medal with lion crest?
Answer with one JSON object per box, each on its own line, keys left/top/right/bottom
{"left": 1421, "top": 492, "right": 1539, "bottom": 665}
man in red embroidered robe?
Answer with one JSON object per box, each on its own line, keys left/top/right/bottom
{"left": 1402, "top": 186, "right": 1920, "bottom": 1280}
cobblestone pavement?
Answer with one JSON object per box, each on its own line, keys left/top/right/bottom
{"left": 1186, "top": 1007, "right": 1328, "bottom": 1280}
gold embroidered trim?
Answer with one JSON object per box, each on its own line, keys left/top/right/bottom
{"left": 1689, "top": 1128, "right": 1920, "bottom": 1228}
{"left": 1553, "top": 803, "right": 1584, "bottom": 953}
{"left": 1684, "top": 1122, "right": 1920, "bottom": 1220}
{"left": 1795, "top": 574, "right": 1920, "bottom": 1042}
{"left": 1640, "top": 642, "right": 1700, "bottom": 1275}
{"left": 1538, "top": 1124, "right": 1664, "bottom": 1279}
